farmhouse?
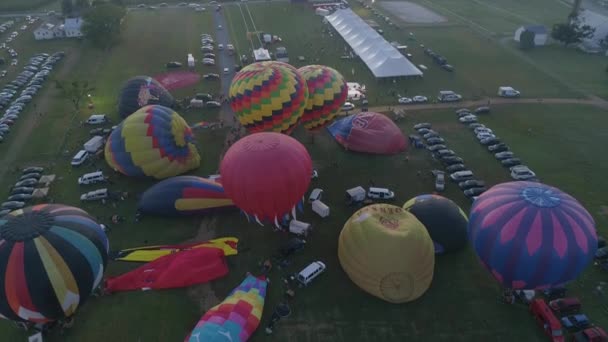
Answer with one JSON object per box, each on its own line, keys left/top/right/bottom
{"left": 325, "top": 8, "right": 423, "bottom": 78}
{"left": 64, "top": 17, "right": 84, "bottom": 38}
{"left": 513, "top": 25, "right": 548, "bottom": 46}
{"left": 33, "top": 17, "right": 84, "bottom": 40}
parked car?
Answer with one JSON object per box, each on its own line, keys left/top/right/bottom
{"left": 501, "top": 158, "right": 521, "bottom": 167}
{"left": 464, "top": 187, "right": 487, "bottom": 197}
{"left": 435, "top": 171, "right": 445, "bottom": 192}
{"left": 195, "top": 93, "right": 213, "bottom": 101}
{"left": 437, "top": 90, "right": 462, "bottom": 102}
{"left": 475, "top": 106, "right": 491, "bottom": 114}
{"left": 397, "top": 97, "right": 412, "bottom": 104}
{"left": 417, "top": 127, "right": 431, "bottom": 134}
{"left": 14, "top": 178, "right": 38, "bottom": 187}
{"left": 572, "top": 327, "right": 608, "bottom": 342}
{"left": 341, "top": 102, "right": 355, "bottom": 111}
{"left": 549, "top": 297, "right": 581, "bottom": 316}
{"left": 426, "top": 137, "right": 445, "bottom": 145}
{"left": 71, "top": 150, "right": 89, "bottom": 166}
{"left": 166, "top": 61, "right": 182, "bottom": 68}
{"left": 203, "top": 73, "right": 220, "bottom": 80}
{"left": 435, "top": 149, "right": 455, "bottom": 157}
{"left": 205, "top": 101, "right": 221, "bottom": 108}
{"left": 457, "top": 111, "right": 473, "bottom": 118}
{"left": 441, "top": 64, "right": 454, "bottom": 72}
{"left": 561, "top": 314, "right": 590, "bottom": 331}
{"left": 446, "top": 163, "right": 466, "bottom": 173}
{"left": 1, "top": 201, "right": 25, "bottom": 210}
{"left": 8, "top": 193, "right": 32, "bottom": 201}
{"left": 427, "top": 144, "right": 446, "bottom": 152}
{"left": 203, "top": 53, "right": 215, "bottom": 59}
{"left": 488, "top": 143, "right": 509, "bottom": 152}
{"left": 202, "top": 59, "right": 215, "bottom": 66}
{"left": 450, "top": 170, "right": 474, "bottom": 182}
{"left": 543, "top": 287, "right": 567, "bottom": 301}
{"left": 19, "top": 172, "right": 41, "bottom": 181}
{"left": 80, "top": 188, "right": 109, "bottom": 201}
{"left": 476, "top": 133, "right": 496, "bottom": 140}
{"left": 11, "top": 186, "right": 34, "bottom": 195}
{"left": 495, "top": 151, "right": 514, "bottom": 160}
{"left": 459, "top": 115, "right": 477, "bottom": 123}
{"left": 423, "top": 132, "right": 440, "bottom": 139}
{"left": 459, "top": 180, "right": 485, "bottom": 190}
{"left": 442, "top": 156, "right": 464, "bottom": 165}
{"left": 480, "top": 137, "right": 500, "bottom": 145}
{"left": 510, "top": 165, "right": 536, "bottom": 180}
{"left": 413, "top": 123, "right": 431, "bottom": 130}
{"left": 474, "top": 127, "right": 493, "bottom": 134}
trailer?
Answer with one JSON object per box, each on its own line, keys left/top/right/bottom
{"left": 187, "top": 53, "right": 195, "bottom": 68}
{"left": 312, "top": 200, "right": 330, "bottom": 218}
{"left": 289, "top": 220, "right": 312, "bottom": 237}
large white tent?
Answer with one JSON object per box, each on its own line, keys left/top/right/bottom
{"left": 326, "top": 9, "right": 422, "bottom": 78}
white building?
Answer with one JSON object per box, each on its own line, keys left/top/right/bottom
{"left": 253, "top": 48, "right": 271, "bottom": 62}
{"left": 514, "top": 25, "right": 548, "bottom": 46}
{"left": 64, "top": 17, "right": 84, "bottom": 38}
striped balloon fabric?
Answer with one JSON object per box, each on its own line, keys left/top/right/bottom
{"left": 468, "top": 181, "right": 597, "bottom": 289}
{"left": 0, "top": 204, "right": 109, "bottom": 323}
{"left": 229, "top": 61, "right": 308, "bottom": 134}
{"left": 105, "top": 105, "right": 201, "bottom": 179}
{"left": 298, "top": 65, "right": 348, "bottom": 131}
{"left": 185, "top": 274, "right": 268, "bottom": 342}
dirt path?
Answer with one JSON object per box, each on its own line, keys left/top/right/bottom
{"left": 0, "top": 48, "right": 82, "bottom": 183}
{"left": 365, "top": 96, "right": 608, "bottom": 113}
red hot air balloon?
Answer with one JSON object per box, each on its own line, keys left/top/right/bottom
{"left": 220, "top": 132, "right": 312, "bottom": 225}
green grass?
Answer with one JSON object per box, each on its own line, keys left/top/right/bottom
{"left": 0, "top": 0, "right": 56, "bottom": 12}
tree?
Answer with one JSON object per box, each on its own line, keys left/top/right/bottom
{"left": 62, "top": 0, "right": 74, "bottom": 16}
{"left": 54, "top": 80, "right": 95, "bottom": 113}
{"left": 519, "top": 30, "right": 536, "bottom": 50}
{"left": 82, "top": 3, "right": 126, "bottom": 49}
{"left": 551, "top": 19, "right": 595, "bottom": 47}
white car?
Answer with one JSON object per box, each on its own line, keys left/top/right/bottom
{"left": 398, "top": 97, "right": 412, "bottom": 104}
{"left": 217, "top": 25, "right": 223, "bottom": 30}
{"left": 217, "top": 44, "right": 224, "bottom": 50}
{"left": 412, "top": 95, "right": 428, "bottom": 103}
{"left": 80, "top": 188, "right": 108, "bottom": 201}
{"left": 510, "top": 166, "right": 536, "bottom": 180}
{"left": 459, "top": 115, "right": 477, "bottom": 123}
{"left": 341, "top": 102, "right": 355, "bottom": 111}
{"left": 476, "top": 133, "right": 495, "bottom": 140}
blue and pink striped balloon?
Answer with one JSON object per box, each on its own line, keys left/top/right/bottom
{"left": 468, "top": 181, "right": 597, "bottom": 290}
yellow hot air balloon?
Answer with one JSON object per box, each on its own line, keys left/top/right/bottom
{"left": 338, "top": 204, "right": 435, "bottom": 303}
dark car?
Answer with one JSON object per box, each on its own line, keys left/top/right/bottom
{"left": 464, "top": 187, "right": 487, "bottom": 197}
{"left": 441, "top": 156, "right": 464, "bottom": 165}
{"left": 205, "top": 101, "right": 221, "bottom": 108}
{"left": 595, "top": 246, "right": 608, "bottom": 259}
{"left": 166, "top": 61, "right": 182, "bottom": 68}
{"left": 195, "top": 93, "right": 213, "bottom": 101}
{"left": 488, "top": 143, "right": 509, "bottom": 152}
{"left": 426, "top": 137, "right": 445, "bottom": 145}
{"left": 501, "top": 158, "right": 521, "bottom": 167}
{"left": 480, "top": 137, "right": 500, "bottom": 145}
{"left": 475, "top": 106, "right": 491, "bottom": 114}
{"left": 19, "top": 172, "right": 41, "bottom": 181}
{"left": 8, "top": 193, "right": 32, "bottom": 201}
{"left": 427, "top": 144, "right": 446, "bottom": 152}
{"left": 458, "top": 180, "right": 485, "bottom": 190}
{"left": 203, "top": 53, "right": 216, "bottom": 59}
{"left": 561, "top": 314, "right": 590, "bottom": 331}
{"left": 423, "top": 132, "right": 440, "bottom": 139}
{"left": 441, "top": 64, "right": 454, "bottom": 72}
{"left": 279, "top": 238, "right": 306, "bottom": 257}
{"left": 11, "top": 186, "right": 34, "bottom": 195}
{"left": 413, "top": 123, "right": 431, "bottom": 130}
{"left": 435, "top": 149, "right": 455, "bottom": 157}
{"left": 203, "top": 73, "right": 220, "bottom": 80}
{"left": 1, "top": 201, "right": 25, "bottom": 210}
{"left": 417, "top": 127, "right": 431, "bottom": 134}
{"left": 14, "top": 179, "right": 38, "bottom": 187}
{"left": 446, "top": 163, "right": 466, "bottom": 173}
{"left": 495, "top": 151, "right": 515, "bottom": 160}
{"left": 542, "top": 287, "right": 567, "bottom": 301}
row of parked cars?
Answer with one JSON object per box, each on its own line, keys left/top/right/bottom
{"left": 413, "top": 122, "right": 487, "bottom": 200}
{"left": 456, "top": 108, "right": 538, "bottom": 181}
{"left": 0, "top": 167, "right": 46, "bottom": 216}
{"left": 0, "top": 52, "right": 64, "bottom": 143}
{"left": 190, "top": 92, "right": 221, "bottom": 108}
{"left": 423, "top": 48, "right": 454, "bottom": 72}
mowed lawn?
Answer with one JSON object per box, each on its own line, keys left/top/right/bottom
{"left": 0, "top": 0, "right": 55, "bottom": 11}
{"left": 226, "top": 2, "right": 576, "bottom": 106}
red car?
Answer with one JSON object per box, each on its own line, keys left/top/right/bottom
{"left": 573, "top": 327, "right": 608, "bottom": 342}
{"left": 550, "top": 297, "right": 581, "bottom": 316}
{"left": 530, "top": 299, "right": 565, "bottom": 342}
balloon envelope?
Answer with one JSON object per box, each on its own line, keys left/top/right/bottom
{"left": 118, "top": 76, "right": 175, "bottom": 118}
{"left": 0, "top": 204, "right": 109, "bottom": 323}
{"left": 298, "top": 65, "right": 348, "bottom": 131}
{"left": 469, "top": 181, "right": 597, "bottom": 289}
{"left": 338, "top": 204, "right": 434, "bottom": 303}
{"left": 220, "top": 132, "right": 312, "bottom": 223}
{"left": 327, "top": 112, "right": 407, "bottom": 154}
{"left": 229, "top": 61, "right": 308, "bottom": 134}
{"left": 105, "top": 105, "right": 201, "bottom": 179}
{"left": 403, "top": 194, "right": 468, "bottom": 254}
{"left": 138, "top": 176, "right": 234, "bottom": 216}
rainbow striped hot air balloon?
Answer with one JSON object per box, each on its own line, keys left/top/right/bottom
{"left": 229, "top": 61, "right": 308, "bottom": 134}
{"left": 298, "top": 65, "right": 348, "bottom": 131}
{"left": 185, "top": 274, "right": 268, "bottom": 342}
{"left": 0, "top": 204, "right": 109, "bottom": 323}
{"left": 138, "top": 176, "right": 234, "bottom": 216}
{"left": 469, "top": 181, "right": 597, "bottom": 290}
{"left": 105, "top": 105, "right": 201, "bottom": 179}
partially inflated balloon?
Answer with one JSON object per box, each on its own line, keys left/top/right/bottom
{"left": 0, "top": 204, "right": 109, "bottom": 323}
{"left": 229, "top": 61, "right": 307, "bottom": 134}
{"left": 105, "top": 105, "right": 200, "bottom": 179}
{"left": 298, "top": 65, "right": 347, "bottom": 131}
{"left": 118, "top": 76, "right": 175, "bottom": 118}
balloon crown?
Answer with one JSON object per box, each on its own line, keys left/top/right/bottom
{"left": 0, "top": 210, "right": 54, "bottom": 241}
{"left": 521, "top": 186, "right": 561, "bottom": 208}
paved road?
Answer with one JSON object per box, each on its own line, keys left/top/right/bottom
{"left": 212, "top": 6, "right": 238, "bottom": 124}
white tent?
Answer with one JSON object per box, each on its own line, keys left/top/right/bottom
{"left": 326, "top": 9, "right": 422, "bottom": 78}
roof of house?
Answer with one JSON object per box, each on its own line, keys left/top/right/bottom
{"left": 36, "top": 23, "right": 55, "bottom": 32}
{"left": 64, "top": 17, "right": 83, "bottom": 29}
{"left": 523, "top": 25, "right": 548, "bottom": 34}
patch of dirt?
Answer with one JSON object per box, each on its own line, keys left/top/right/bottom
{"left": 378, "top": 1, "right": 447, "bottom": 24}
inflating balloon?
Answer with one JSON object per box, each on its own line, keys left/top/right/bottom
{"left": 0, "top": 204, "right": 109, "bottom": 323}
{"left": 229, "top": 61, "right": 308, "bottom": 134}
{"left": 105, "top": 105, "right": 201, "bottom": 179}
{"left": 118, "top": 76, "right": 175, "bottom": 118}
{"left": 220, "top": 132, "right": 312, "bottom": 225}
{"left": 469, "top": 181, "right": 597, "bottom": 289}
{"left": 138, "top": 176, "right": 234, "bottom": 216}
{"left": 327, "top": 112, "right": 407, "bottom": 154}
{"left": 338, "top": 204, "right": 434, "bottom": 303}
{"left": 298, "top": 65, "right": 348, "bottom": 131}
{"left": 403, "top": 194, "right": 468, "bottom": 254}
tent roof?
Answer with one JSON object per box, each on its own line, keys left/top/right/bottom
{"left": 523, "top": 25, "right": 547, "bottom": 34}
{"left": 326, "top": 9, "right": 422, "bottom": 78}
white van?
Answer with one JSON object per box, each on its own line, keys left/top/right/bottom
{"left": 83, "top": 135, "right": 105, "bottom": 153}
{"left": 367, "top": 187, "right": 395, "bottom": 200}
{"left": 80, "top": 188, "right": 108, "bottom": 201}
{"left": 71, "top": 150, "right": 89, "bottom": 166}
{"left": 296, "top": 261, "right": 326, "bottom": 286}
{"left": 86, "top": 114, "right": 107, "bottom": 125}
{"left": 78, "top": 171, "right": 106, "bottom": 185}
{"left": 312, "top": 200, "right": 330, "bottom": 218}
{"left": 308, "top": 188, "right": 323, "bottom": 203}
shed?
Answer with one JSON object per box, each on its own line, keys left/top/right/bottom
{"left": 253, "top": 48, "right": 271, "bottom": 62}
{"left": 514, "top": 25, "right": 548, "bottom": 46}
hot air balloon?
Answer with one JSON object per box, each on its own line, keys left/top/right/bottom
{"left": 229, "top": 61, "right": 308, "bottom": 134}
{"left": 327, "top": 112, "right": 407, "bottom": 154}
{"left": 105, "top": 105, "right": 201, "bottom": 179}
{"left": 118, "top": 76, "right": 175, "bottom": 118}
{"left": 138, "top": 176, "right": 234, "bottom": 216}
{"left": 469, "top": 181, "right": 597, "bottom": 290}
{"left": 185, "top": 274, "right": 268, "bottom": 342}
{"left": 220, "top": 132, "right": 312, "bottom": 225}
{"left": 0, "top": 204, "right": 109, "bottom": 323}
{"left": 338, "top": 204, "right": 434, "bottom": 303}
{"left": 297, "top": 65, "right": 348, "bottom": 131}
{"left": 403, "top": 194, "right": 468, "bottom": 254}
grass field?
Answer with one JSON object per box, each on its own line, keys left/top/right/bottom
{"left": 0, "top": 0, "right": 59, "bottom": 12}
{"left": 1, "top": 3, "right": 608, "bottom": 342}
